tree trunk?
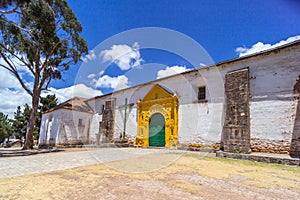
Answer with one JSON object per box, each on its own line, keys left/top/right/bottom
{"left": 22, "top": 90, "right": 40, "bottom": 150}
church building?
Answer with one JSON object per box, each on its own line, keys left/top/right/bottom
{"left": 39, "top": 41, "right": 300, "bottom": 155}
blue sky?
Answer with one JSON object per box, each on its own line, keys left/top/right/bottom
{"left": 0, "top": 0, "right": 300, "bottom": 116}
{"left": 72, "top": 0, "right": 299, "bottom": 60}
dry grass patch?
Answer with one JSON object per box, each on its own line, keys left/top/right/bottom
{"left": 0, "top": 152, "right": 299, "bottom": 200}
{"left": 170, "top": 179, "right": 203, "bottom": 195}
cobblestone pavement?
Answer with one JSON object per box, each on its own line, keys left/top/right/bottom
{"left": 0, "top": 148, "right": 203, "bottom": 178}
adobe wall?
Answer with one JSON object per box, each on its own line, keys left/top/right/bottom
{"left": 219, "top": 44, "right": 300, "bottom": 154}
{"left": 39, "top": 109, "right": 92, "bottom": 145}
{"left": 248, "top": 46, "right": 300, "bottom": 154}
{"left": 89, "top": 67, "right": 225, "bottom": 146}
{"left": 86, "top": 43, "right": 300, "bottom": 154}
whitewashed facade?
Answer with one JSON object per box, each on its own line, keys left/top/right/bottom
{"left": 39, "top": 97, "right": 93, "bottom": 145}
{"left": 39, "top": 41, "right": 300, "bottom": 154}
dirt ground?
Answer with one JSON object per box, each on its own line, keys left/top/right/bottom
{"left": 0, "top": 152, "right": 299, "bottom": 200}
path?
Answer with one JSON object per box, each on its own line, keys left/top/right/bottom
{"left": 0, "top": 148, "right": 205, "bottom": 178}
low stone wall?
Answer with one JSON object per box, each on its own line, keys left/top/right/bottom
{"left": 250, "top": 138, "right": 291, "bottom": 154}
{"left": 216, "top": 151, "right": 300, "bottom": 166}
{"left": 39, "top": 140, "right": 84, "bottom": 147}
{"left": 290, "top": 138, "right": 300, "bottom": 155}
{"left": 185, "top": 143, "right": 221, "bottom": 152}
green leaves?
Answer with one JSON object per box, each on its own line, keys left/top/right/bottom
{"left": 11, "top": 105, "right": 29, "bottom": 139}
{"left": 1, "top": 0, "right": 88, "bottom": 91}
{"left": 39, "top": 94, "right": 58, "bottom": 112}
{"left": 8, "top": 95, "right": 58, "bottom": 141}
{"left": 0, "top": 0, "right": 88, "bottom": 148}
{"left": 0, "top": 112, "right": 13, "bottom": 142}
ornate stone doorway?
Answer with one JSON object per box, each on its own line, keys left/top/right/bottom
{"left": 149, "top": 113, "right": 165, "bottom": 146}
{"left": 135, "top": 84, "right": 178, "bottom": 147}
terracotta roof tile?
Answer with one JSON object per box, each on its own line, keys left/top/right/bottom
{"left": 43, "top": 97, "right": 93, "bottom": 114}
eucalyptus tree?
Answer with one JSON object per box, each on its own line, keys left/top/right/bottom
{"left": 0, "top": 0, "right": 88, "bottom": 149}
{"left": 0, "top": 0, "right": 31, "bottom": 12}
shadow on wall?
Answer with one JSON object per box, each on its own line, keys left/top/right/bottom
{"left": 291, "top": 76, "right": 300, "bottom": 157}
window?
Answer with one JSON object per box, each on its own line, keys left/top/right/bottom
{"left": 78, "top": 118, "right": 83, "bottom": 126}
{"left": 198, "top": 86, "right": 206, "bottom": 101}
{"left": 101, "top": 104, "right": 105, "bottom": 113}
{"left": 49, "top": 114, "right": 53, "bottom": 122}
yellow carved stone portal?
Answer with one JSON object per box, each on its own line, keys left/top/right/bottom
{"left": 135, "top": 84, "right": 178, "bottom": 147}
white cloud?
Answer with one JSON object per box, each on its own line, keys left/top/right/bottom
{"left": 92, "top": 75, "right": 129, "bottom": 91}
{"left": 0, "top": 56, "right": 103, "bottom": 117}
{"left": 236, "top": 35, "right": 300, "bottom": 57}
{"left": 100, "top": 42, "right": 143, "bottom": 70}
{"left": 45, "top": 84, "right": 103, "bottom": 103}
{"left": 99, "top": 70, "right": 104, "bottom": 76}
{"left": 157, "top": 65, "right": 189, "bottom": 79}
{"left": 0, "top": 88, "right": 31, "bottom": 118}
{"left": 0, "top": 82, "right": 103, "bottom": 117}
{"left": 87, "top": 73, "right": 96, "bottom": 79}
{"left": 81, "top": 50, "right": 97, "bottom": 63}
{"left": 0, "top": 67, "right": 32, "bottom": 118}
{"left": 0, "top": 67, "right": 23, "bottom": 90}
{"left": 88, "top": 70, "right": 104, "bottom": 79}
{"left": 0, "top": 53, "right": 35, "bottom": 76}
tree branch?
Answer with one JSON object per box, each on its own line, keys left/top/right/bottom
{"left": 49, "top": 56, "right": 72, "bottom": 67}
{"left": 0, "top": 52, "right": 33, "bottom": 96}
{"left": 40, "top": 40, "right": 67, "bottom": 71}
{"left": 39, "top": 68, "right": 49, "bottom": 90}
{"left": 0, "top": 63, "right": 14, "bottom": 73}
{"left": 0, "top": 4, "right": 19, "bottom": 15}
{"left": 41, "top": 78, "right": 52, "bottom": 91}
{"left": 0, "top": 18, "right": 33, "bottom": 37}
{"left": 0, "top": 43, "right": 35, "bottom": 75}
{"left": 0, "top": 52, "right": 17, "bottom": 71}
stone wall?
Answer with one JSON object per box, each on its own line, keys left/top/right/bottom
{"left": 223, "top": 68, "right": 251, "bottom": 153}
{"left": 216, "top": 151, "right": 300, "bottom": 166}
{"left": 251, "top": 138, "right": 291, "bottom": 154}
{"left": 99, "top": 100, "right": 115, "bottom": 142}
{"left": 291, "top": 76, "right": 300, "bottom": 156}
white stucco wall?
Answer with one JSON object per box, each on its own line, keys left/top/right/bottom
{"left": 247, "top": 50, "right": 300, "bottom": 141}
{"left": 216, "top": 44, "right": 300, "bottom": 143}
{"left": 85, "top": 43, "right": 300, "bottom": 146}
{"left": 88, "top": 64, "right": 225, "bottom": 144}
{"left": 39, "top": 109, "right": 93, "bottom": 145}
{"left": 89, "top": 114, "right": 102, "bottom": 142}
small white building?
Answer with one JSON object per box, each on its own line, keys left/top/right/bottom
{"left": 39, "top": 97, "right": 93, "bottom": 145}
{"left": 39, "top": 41, "right": 300, "bottom": 155}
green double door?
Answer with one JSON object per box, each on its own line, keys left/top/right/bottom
{"left": 149, "top": 113, "right": 165, "bottom": 147}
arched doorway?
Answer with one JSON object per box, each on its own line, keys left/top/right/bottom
{"left": 135, "top": 84, "right": 178, "bottom": 147}
{"left": 149, "top": 113, "right": 165, "bottom": 146}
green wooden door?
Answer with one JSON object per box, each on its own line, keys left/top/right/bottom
{"left": 149, "top": 113, "right": 165, "bottom": 146}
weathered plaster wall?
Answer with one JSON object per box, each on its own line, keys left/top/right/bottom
{"left": 249, "top": 54, "right": 299, "bottom": 139}
{"left": 88, "top": 114, "right": 102, "bottom": 143}
{"left": 218, "top": 44, "right": 300, "bottom": 153}
{"left": 89, "top": 65, "right": 225, "bottom": 145}
{"left": 39, "top": 112, "right": 50, "bottom": 145}
{"left": 249, "top": 58, "right": 299, "bottom": 153}
{"left": 85, "top": 43, "right": 300, "bottom": 152}
{"left": 39, "top": 109, "right": 92, "bottom": 145}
